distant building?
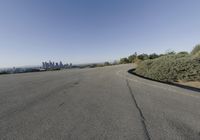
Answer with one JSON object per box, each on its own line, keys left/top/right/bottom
{"left": 42, "top": 61, "right": 72, "bottom": 70}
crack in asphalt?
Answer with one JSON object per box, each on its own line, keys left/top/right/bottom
{"left": 126, "top": 80, "right": 151, "bottom": 140}
{"left": 58, "top": 102, "right": 65, "bottom": 107}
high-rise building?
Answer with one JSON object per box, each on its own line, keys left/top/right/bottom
{"left": 42, "top": 61, "right": 71, "bottom": 70}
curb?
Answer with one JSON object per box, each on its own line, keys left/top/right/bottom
{"left": 128, "top": 69, "right": 200, "bottom": 93}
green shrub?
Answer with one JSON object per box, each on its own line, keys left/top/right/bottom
{"left": 177, "top": 51, "right": 189, "bottom": 56}
{"left": 194, "top": 50, "right": 200, "bottom": 57}
{"left": 191, "top": 44, "right": 200, "bottom": 55}
{"left": 0, "top": 71, "right": 9, "bottom": 75}
{"left": 135, "top": 54, "right": 200, "bottom": 82}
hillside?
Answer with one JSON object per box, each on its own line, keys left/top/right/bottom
{"left": 126, "top": 45, "right": 200, "bottom": 88}
{"left": 135, "top": 53, "right": 200, "bottom": 82}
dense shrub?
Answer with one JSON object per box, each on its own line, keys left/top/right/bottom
{"left": 195, "top": 51, "right": 200, "bottom": 57}
{"left": 191, "top": 44, "right": 200, "bottom": 55}
{"left": 177, "top": 51, "right": 189, "bottom": 56}
{"left": 0, "top": 71, "right": 10, "bottom": 75}
{"left": 135, "top": 54, "right": 200, "bottom": 82}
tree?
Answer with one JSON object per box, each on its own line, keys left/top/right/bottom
{"left": 128, "top": 52, "right": 137, "bottom": 63}
{"left": 104, "top": 62, "right": 110, "bottom": 66}
{"left": 149, "top": 53, "right": 159, "bottom": 59}
{"left": 137, "top": 54, "right": 149, "bottom": 60}
{"left": 165, "top": 50, "right": 176, "bottom": 55}
{"left": 120, "top": 58, "right": 129, "bottom": 64}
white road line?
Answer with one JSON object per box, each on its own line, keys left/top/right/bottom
{"left": 116, "top": 70, "right": 200, "bottom": 99}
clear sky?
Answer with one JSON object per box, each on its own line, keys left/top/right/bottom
{"left": 0, "top": 0, "right": 200, "bottom": 68}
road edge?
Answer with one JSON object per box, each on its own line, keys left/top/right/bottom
{"left": 128, "top": 69, "right": 200, "bottom": 93}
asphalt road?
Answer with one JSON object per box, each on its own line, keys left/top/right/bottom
{"left": 0, "top": 64, "right": 200, "bottom": 140}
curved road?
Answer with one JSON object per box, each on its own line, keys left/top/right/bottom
{"left": 0, "top": 64, "right": 200, "bottom": 140}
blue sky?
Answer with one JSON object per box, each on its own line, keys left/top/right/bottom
{"left": 0, "top": 0, "right": 200, "bottom": 68}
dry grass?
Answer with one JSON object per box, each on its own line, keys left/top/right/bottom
{"left": 178, "top": 81, "right": 200, "bottom": 88}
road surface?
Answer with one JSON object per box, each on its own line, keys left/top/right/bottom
{"left": 0, "top": 64, "right": 200, "bottom": 140}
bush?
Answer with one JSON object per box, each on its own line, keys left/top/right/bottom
{"left": 177, "top": 51, "right": 189, "bottom": 56}
{"left": 135, "top": 54, "right": 200, "bottom": 82}
{"left": 191, "top": 44, "right": 200, "bottom": 55}
{"left": 0, "top": 71, "right": 9, "bottom": 75}
{"left": 195, "top": 51, "right": 200, "bottom": 57}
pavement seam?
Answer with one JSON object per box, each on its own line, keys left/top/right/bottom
{"left": 126, "top": 79, "right": 151, "bottom": 140}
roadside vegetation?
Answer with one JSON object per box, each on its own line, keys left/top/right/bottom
{"left": 121, "top": 44, "right": 200, "bottom": 87}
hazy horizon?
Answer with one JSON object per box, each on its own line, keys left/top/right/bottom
{"left": 0, "top": 0, "right": 200, "bottom": 68}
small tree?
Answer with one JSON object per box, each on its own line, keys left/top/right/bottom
{"left": 120, "top": 58, "right": 129, "bottom": 64}
{"left": 137, "top": 54, "right": 149, "bottom": 60}
{"left": 165, "top": 49, "right": 176, "bottom": 55}
{"left": 149, "top": 53, "right": 159, "bottom": 59}
{"left": 128, "top": 52, "right": 137, "bottom": 63}
{"left": 104, "top": 62, "right": 110, "bottom": 66}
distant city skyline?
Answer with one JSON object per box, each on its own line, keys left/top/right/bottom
{"left": 0, "top": 0, "right": 200, "bottom": 68}
{"left": 42, "top": 61, "right": 72, "bottom": 70}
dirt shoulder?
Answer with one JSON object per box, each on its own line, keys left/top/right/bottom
{"left": 178, "top": 81, "right": 200, "bottom": 89}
